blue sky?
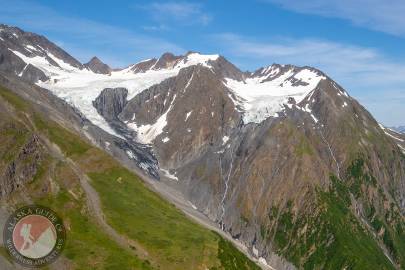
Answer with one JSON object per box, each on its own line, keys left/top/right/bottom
{"left": 1, "top": 0, "right": 404, "bottom": 126}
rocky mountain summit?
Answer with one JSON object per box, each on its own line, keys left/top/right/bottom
{"left": 1, "top": 24, "right": 404, "bottom": 270}
{"left": 84, "top": 56, "right": 111, "bottom": 74}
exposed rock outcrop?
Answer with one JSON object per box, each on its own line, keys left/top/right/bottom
{"left": 0, "top": 128, "right": 43, "bottom": 198}
{"left": 93, "top": 87, "right": 128, "bottom": 120}
{"left": 84, "top": 56, "right": 111, "bottom": 74}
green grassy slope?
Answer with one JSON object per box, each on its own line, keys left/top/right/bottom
{"left": 0, "top": 86, "right": 260, "bottom": 270}
{"left": 263, "top": 159, "right": 404, "bottom": 270}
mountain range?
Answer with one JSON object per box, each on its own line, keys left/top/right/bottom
{"left": 0, "top": 24, "right": 404, "bottom": 270}
{"left": 391, "top": 126, "right": 405, "bottom": 134}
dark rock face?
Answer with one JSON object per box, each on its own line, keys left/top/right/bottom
{"left": 21, "top": 64, "right": 48, "bottom": 82}
{"left": 90, "top": 86, "right": 159, "bottom": 178}
{"left": 0, "top": 46, "right": 23, "bottom": 73}
{"left": 128, "top": 52, "right": 183, "bottom": 73}
{"left": 209, "top": 56, "right": 245, "bottom": 81}
{"left": 0, "top": 41, "right": 47, "bottom": 83}
{"left": 120, "top": 77, "right": 177, "bottom": 125}
{"left": 0, "top": 127, "right": 43, "bottom": 199}
{"left": 93, "top": 87, "right": 128, "bottom": 120}
{"left": 118, "top": 63, "right": 405, "bottom": 268}
{"left": 0, "top": 77, "right": 44, "bottom": 199}
{"left": 84, "top": 56, "right": 111, "bottom": 74}
{"left": 153, "top": 52, "right": 182, "bottom": 70}
{"left": 121, "top": 65, "right": 241, "bottom": 167}
{"left": 129, "top": 58, "right": 157, "bottom": 73}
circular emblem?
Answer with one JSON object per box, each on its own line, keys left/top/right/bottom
{"left": 3, "top": 205, "right": 66, "bottom": 267}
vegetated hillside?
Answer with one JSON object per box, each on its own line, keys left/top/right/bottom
{"left": 0, "top": 24, "right": 404, "bottom": 270}
{"left": 0, "top": 85, "right": 260, "bottom": 270}
{"left": 116, "top": 64, "right": 405, "bottom": 269}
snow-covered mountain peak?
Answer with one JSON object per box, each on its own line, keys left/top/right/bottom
{"left": 125, "top": 52, "right": 220, "bottom": 74}
{"left": 175, "top": 52, "right": 219, "bottom": 69}
{"left": 13, "top": 51, "right": 218, "bottom": 136}
{"left": 0, "top": 24, "right": 83, "bottom": 76}
{"left": 0, "top": 24, "right": 343, "bottom": 135}
{"left": 6, "top": 35, "right": 327, "bottom": 132}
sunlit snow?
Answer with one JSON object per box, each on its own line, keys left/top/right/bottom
{"left": 128, "top": 94, "right": 177, "bottom": 144}
{"left": 185, "top": 111, "right": 192, "bottom": 121}
{"left": 224, "top": 68, "right": 325, "bottom": 124}
{"left": 379, "top": 123, "right": 405, "bottom": 142}
{"left": 9, "top": 49, "right": 217, "bottom": 137}
{"left": 161, "top": 169, "right": 178, "bottom": 181}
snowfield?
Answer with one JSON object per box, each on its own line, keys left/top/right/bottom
{"left": 224, "top": 67, "right": 326, "bottom": 124}
{"left": 10, "top": 47, "right": 326, "bottom": 142}
{"left": 10, "top": 48, "right": 218, "bottom": 136}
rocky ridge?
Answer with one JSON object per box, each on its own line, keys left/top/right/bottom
{"left": 84, "top": 56, "right": 111, "bottom": 74}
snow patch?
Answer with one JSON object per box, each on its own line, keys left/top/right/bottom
{"left": 25, "top": 45, "right": 38, "bottom": 52}
{"left": 185, "top": 111, "right": 192, "bottom": 121}
{"left": 161, "top": 169, "right": 178, "bottom": 181}
{"left": 18, "top": 64, "right": 28, "bottom": 76}
{"left": 258, "top": 257, "right": 273, "bottom": 269}
{"left": 162, "top": 137, "right": 170, "bottom": 143}
{"left": 175, "top": 53, "right": 219, "bottom": 69}
{"left": 379, "top": 123, "right": 405, "bottom": 142}
{"left": 384, "top": 131, "right": 404, "bottom": 142}
{"left": 184, "top": 72, "right": 194, "bottom": 92}
{"left": 222, "top": 136, "right": 229, "bottom": 145}
{"left": 126, "top": 150, "right": 137, "bottom": 160}
{"left": 139, "top": 162, "right": 151, "bottom": 171}
{"left": 104, "top": 141, "right": 110, "bottom": 150}
{"left": 188, "top": 201, "right": 198, "bottom": 210}
{"left": 310, "top": 113, "right": 319, "bottom": 123}
{"left": 39, "top": 50, "right": 77, "bottom": 73}
{"left": 252, "top": 246, "right": 259, "bottom": 257}
{"left": 129, "top": 94, "right": 176, "bottom": 144}
{"left": 9, "top": 49, "right": 63, "bottom": 76}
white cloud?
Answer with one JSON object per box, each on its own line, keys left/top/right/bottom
{"left": 142, "top": 24, "right": 170, "bottom": 32}
{"left": 138, "top": 2, "right": 212, "bottom": 26}
{"left": 213, "top": 33, "right": 405, "bottom": 126}
{"left": 0, "top": 0, "right": 183, "bottom": 67}
{"left": 266, "top": 0, "right": 405, "bottom": 37}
